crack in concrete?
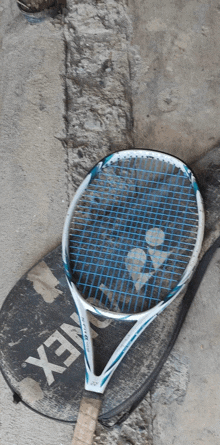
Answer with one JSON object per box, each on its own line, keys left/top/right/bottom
{"left": 60, "top": 0, "right": 134, "bottom": 196}
{"left": 62, "top": 26, "right": 71, "bottom": 205}
{"left": 148, "top": 392, "right": 154, "bottom": 445}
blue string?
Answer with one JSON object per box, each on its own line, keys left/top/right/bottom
{"left": 69, "top": 156, "right": 199, "bottom": 314}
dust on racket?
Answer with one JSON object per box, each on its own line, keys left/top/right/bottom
{"left": 69, "top": 156, "right": 199, "bottom": 314}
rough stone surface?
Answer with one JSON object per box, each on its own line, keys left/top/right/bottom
{"left": 93, "top": 353, "right": 189, "bottom": 445}
{"left": 152, "top": 249, "right": 220, "bottom": 445}
{"left": 151, "top": 352, "right": 189, "bottom": 406}
{"left": 0, "top": 4, "right": 72, "bottom": 443}
{"left": 18, "top": 0, "right": 56, "bottom": 13}
{"left": 128, "top": 0, "right": 220, "bottom": 162}
{"left": 192, "top": 147, "right": 220, "bottom": 255}
{"left": 63, "top": 0, "right": 133, "bottom": 197}
{"left": 0, "top": 1, "right": 67, "bottom": 303}
{"left": 94, "top": 395, "right": 153, "bottom": 445}
{"left": 0, "top": 373, "right": 73, "bottom": 445}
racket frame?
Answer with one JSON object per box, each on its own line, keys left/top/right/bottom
{"left": 62, "top": 149, "right": 204, "bottom": 394}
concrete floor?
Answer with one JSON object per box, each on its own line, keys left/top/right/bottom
{"left": 0, "top": 0, "right": 220, "bottom": 444}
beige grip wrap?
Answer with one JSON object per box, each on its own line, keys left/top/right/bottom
{"left": 71, "top": 395, "right": 102, "bottom": 445}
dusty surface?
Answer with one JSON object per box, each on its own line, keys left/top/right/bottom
{"left": 27, "top": 261, "right": 63, "bottom": 302}
{"left": 0, "top": 0, "right": 220, "bottom": 444}
{"left": 18, "top": 0, "right": 56, "bottom": 13}
{"left": 151, "top": 248, "right": 220, "bottom": 445}
{"left": 0, "top": 1, "right": 67, "bottom": 303}
{"left": 63, "top": 0, "right": 133, "bottom": 198}
{"left": 129, "top": 0, "right": 220, "bottom": 162}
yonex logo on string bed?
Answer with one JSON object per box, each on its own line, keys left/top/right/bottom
{"left": 125, "top": 227, "right": 169, "bottom": 290}
{"left": 101, "top": 227, "right": 171, "bottom": 310}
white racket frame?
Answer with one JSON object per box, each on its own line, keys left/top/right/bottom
{"left": 62, "top": 150, "right": 204, "bottom": 394}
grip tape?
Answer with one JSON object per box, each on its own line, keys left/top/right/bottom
{"left": 71, "top": 395, "right": 102, "bottom": 445}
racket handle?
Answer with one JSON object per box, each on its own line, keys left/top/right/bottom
{"left": 71, "top": 392, "right": 102, "bottom": 445}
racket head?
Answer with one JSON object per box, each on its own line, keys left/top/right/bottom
{"left": 62, "top": 149, "right": 204, "bottom": 318}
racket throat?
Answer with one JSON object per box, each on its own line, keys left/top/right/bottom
{"left": 84, "top": 304, "right": 165, "bottom": 394}
{"left": 85, "top": 373, "right": 108, "bottom": 394}
{"left": 84, "top": 287, "right": 187, "bottom": 394}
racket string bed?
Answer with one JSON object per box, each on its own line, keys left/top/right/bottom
{"left": 69, "top": 155, "right": 199, "bottom": 314}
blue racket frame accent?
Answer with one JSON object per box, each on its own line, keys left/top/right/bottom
{"left": 62, "top": 149, "right": 204, "bottom": 394}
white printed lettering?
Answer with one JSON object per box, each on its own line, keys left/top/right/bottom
{"left": 60, "top": 323, "right": 84, "bottom": 348}
{"left": 25, "top": 345, "right": 66, "bottom": 385}
{"left": 24, "top": 311, "right": 112, "bottom": 385}
{"left": 70, "top": 313, "right": 101, "bottom": 338}
{"left": 44, "top": 331, "right": 81, "bottom": 367}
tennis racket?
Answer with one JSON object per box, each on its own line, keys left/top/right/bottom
{"left": 62, "top": 149, "right": 204, "bottom": 445}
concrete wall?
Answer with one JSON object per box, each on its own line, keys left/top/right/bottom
{"left": 129, "top": 0, "right": 220, "bottom": 162}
